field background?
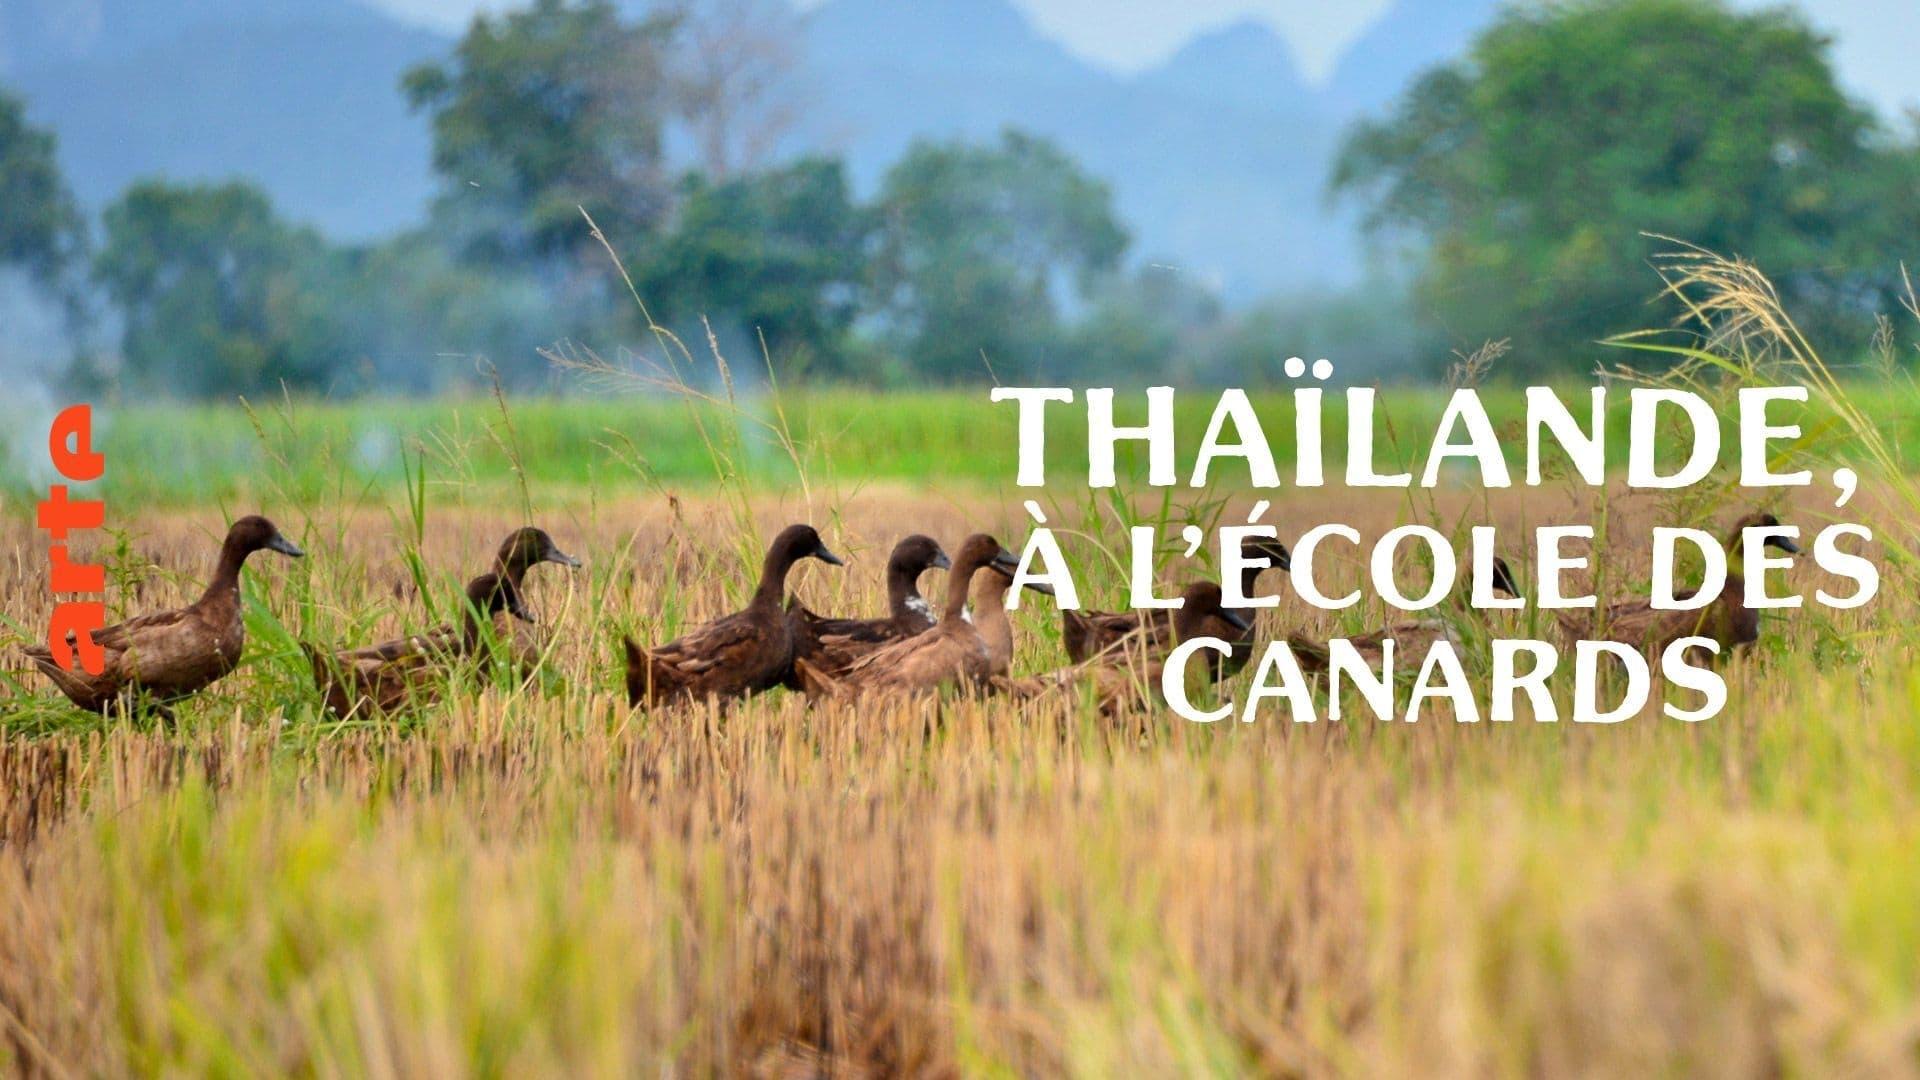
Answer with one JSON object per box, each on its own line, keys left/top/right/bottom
{"left": 1, "top": 383, "right": 1917, "bottom": 1075}
{"left": 8, "top": 383, "right": 1920, "bottom": 505}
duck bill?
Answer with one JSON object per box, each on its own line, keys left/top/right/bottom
{"left": 547, "top": 549, "right": 583, "bottom": 568}
{"left": 990, "top": 549, "right": 1021, "bottom": 574}
{"left": 1767, "top": 535, "right": 1803, "bottom": 555}
{"left": 1022, "top": 579, "right": 1056, "bottom": 596}
{"left": 267, "top": 534, "right": 305, "bottom": 558}
{"left": 814, "top": 544, "right": 846, "bottom": 567}
{"left": 931, "top": 550, "right": 953, "bottom": 571}
{"left": 1221, "top": 609, "right": 1254, "bottom": 634}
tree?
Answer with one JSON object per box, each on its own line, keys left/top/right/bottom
{"left": 404, "top": 0, "right": 676, "bottom": 269}
{"left": 666, "top": 0, "right": 805, "bottom": 180}
{"left": 1331, "top": 0, "right": 1903, "bottom": 372}
{"left": 1067, "top": 267, "right": 1223, "bottom": 384}
{"left": 640, "top": 158, "right": 871, "bottom": 375}
{"left": 94, "top": 181, "right": 341, "bottom": 396}
{"left": 873, "top": 130, "right": 1128, "bottom": 381}
{"left": 0, "top": 88, "right": 87, "bottom": 323}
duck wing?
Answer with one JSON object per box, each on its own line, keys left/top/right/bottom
{"left": 1290, "top": 619, "right": 1456, "bottom": 675}
{"left": 27, "top": 602, "right": 240, "bottom": 709}
{"left": 628, "top": 607, "right": 791, "bottom": 706}
{"left": 791, "top": 612, "right": 925, "bottom": 681}
{"left": 836, "top": 624, "right": 990, "bottom": 696}
{"left": 1063, "top": 609, "right": 1164, "bottom": 664}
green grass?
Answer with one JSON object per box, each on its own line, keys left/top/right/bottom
{"left": 7, "top": 382, "right": 1919, "bottom": 508}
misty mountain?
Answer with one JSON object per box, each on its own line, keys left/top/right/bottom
{"left": 0, "top": 0, "right": 1494, "bottom": 294}
{"left": 1323, "top": 0, "right": 1504, "bottom": 114}
{"left": 4, "top": 0, "right": 445, "bottom": 240}
{"left": 792, "top": 0, "right": 1353, "bottom": 295}
{"left": 1138, "top": 19, "right": 1314, "bottom": 109}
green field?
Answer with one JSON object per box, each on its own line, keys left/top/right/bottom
{"left": 6, "top": 337, "right": 1920, "bottom": 1070}
{"left": 7, "top": 380, "right": 1919, "bottom": 507}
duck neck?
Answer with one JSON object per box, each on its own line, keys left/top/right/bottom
{"left": 496, "top": 555, "right": 530, "bottom": 591}
{"left": 460, "top": 604, "right": 488, "bottom": 653}
{"left": 753, "top": 545, "right": 798, "bottom": 607}
{"left": 1173, "top": 602, "right": 1211, "bottom": 641}
{"left": 1723, "top": 526, "right": 1750, "bottom": 576}
{"left": 943, "top": 557, "right": 985, "bottom": 622}
{"left": 199, "top": 536, "right": 253, "bottom": 607}
{"left": 971, "top": 576, "right": 1014, "bottom": 667}
{"left": 886, "top": 563, "right": 921, "bottom": 619}
{"left": 1236, "top": 562, "right": 1269, "bottom": 607}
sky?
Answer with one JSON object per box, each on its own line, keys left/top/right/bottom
{"left": 370, "top": 0, "right": 1916, "bottom": 110}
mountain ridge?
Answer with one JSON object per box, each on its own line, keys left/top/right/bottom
{"left": 1, "top": 0, "right": 1485, "bottom": 292}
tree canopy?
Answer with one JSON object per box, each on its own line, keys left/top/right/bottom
{"left": 403, "top": 0, "right": 675, "bottom": 270}
{"left": 94, "top": 181, "right": 341, "bottom": 396}
{"left": 1332, "top": 0, "right": 1914, "bottom": 373}
{"left": 873, "top": 131, "right": 1129, "bottom": 381}
{"left": 640, "top": 158, "right": 871, "bottom": 377}
{"left": 0, "top": 89, "right": 87, "bottom": 313}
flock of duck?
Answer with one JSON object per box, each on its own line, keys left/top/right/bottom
{"left": 16, "top": 510, "right": 1797, "bottom": 719}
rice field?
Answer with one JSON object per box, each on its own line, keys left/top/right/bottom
{"left": 7, "top": 379, "right": 1920, "bottom": 507}
{"left": 0, "top": 427, "right": 1916, "bottom": 1074}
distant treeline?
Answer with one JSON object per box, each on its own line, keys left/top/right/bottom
{"left": 2, "top": 0, "right": 1916, "bottom": 398}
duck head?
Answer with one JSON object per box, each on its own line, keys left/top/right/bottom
{"left": 1236, "top": 536, "right": 1291, "bottom": 599}
{"left": 1491, "top": 555, "right": 1523, "bottom": 599}
{"left": 768, "top": 524, "right": 844, "bottom": 568}
{"left": 757, "top": 524, "right": 844, "bottom": 601}
{"left": 1177, "top": 581, "right": 1253, "bottom": 638}
{"left": 886, "top": 534, "right": 952, "bottom": 617}
{"left": 981, "top": 553, "right": 1053, "bottom": 596}
{"left": 941, "top": 533, "right": 1021, "bottom": 617}
{"left": 1729, "top": 511, "right": 1802, "bottom": 555}
{"left": 888, "top": 534, "right": 952, "bottom": 577}
{"left": 1240, "top": 536, "right": 1293, "bottom": 574}
{"left": 226, "top": 515, "right": 304, "bottom": 561}
{"left": 497, "top": 527, "right": 582, "bottom": 575}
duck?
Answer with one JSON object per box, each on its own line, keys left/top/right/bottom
{"left": 969, "top": 555, "right": 1056, "bottom": 678}
{"left": 1554, "top": 511, "right": 1798, "bottom": 656}
{"left": 624, "top": 524, "right": 843, "bottom": 708}
{"left": 999, "top": 582, "right": 1251, "bottom": 712}
{"left": 791, "top": 533, "right": 1019, "bottom": 700}
{"left": 22, "top": 515, "right": 305, "bottom": 714}
{"left": 304, "top": 572, "right": 530, "bottom": 718}
{"left": 786, "top": 534, "right": 950, "bottom": 681}
{"left": 489, "top": 526, "right": 582, "bottom": 674}
{"left": 1288, "top": 556, "right": 1521, "bottom": 675}
{"left": 1062, "top": 536, "right": 1291, "bottom": 678}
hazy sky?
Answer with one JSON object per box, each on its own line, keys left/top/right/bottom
{"left": 370, "top": 0, "right": 1915, "bottom": 109}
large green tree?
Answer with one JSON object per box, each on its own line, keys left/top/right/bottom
{"left": 0, "top": 89, "right": 87, "bottom": 320}
{"left": 404, "top": 0, "right": 675, "bottom": 270}
{"left": 1332, "top": 0, "right": 1908, "bottom": 371}
{"left": 873, "top": 130, "right": 1128, "bottom": 381}
{"left": 95, "top": 181, "right": 341, "bottom": 396}
{"left": 640, "top": 158, "right": 871, "bottom": 376}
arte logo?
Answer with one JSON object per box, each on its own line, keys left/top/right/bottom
{"left": 39, "top": 406, "right": 106, "bottom": 675}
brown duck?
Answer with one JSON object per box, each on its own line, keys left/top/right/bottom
{"left": 786, "top": 534, "right": 950, "bottom": 680}
{"left": 490, "top": 526, "right": 582, "bottom": 673}
{"left": 304, "top": 572, "right": 531, "bottom": 718}
{"left": 625, "top": 524, "right": 843, "bottom": 708}
{"left": 970, "top": 559, "right": 1056, "bottom": 678}
{"left": 1001, "top": 582, "right": 1251, "bottom": 712}
{"left": 1289, "top": 556, "right": 1521, "bottom": 674}
{"left": 1062, "top": 536, "right": 1291, "bottom": 678}
{"left": 22, "top": 515, "right": 304, "bottom": 714}
{"left": 792, "top": 533, "right": 1019, "bottom": 700}
{"left": 1555, "top": 511, "right": 1798, "bottom": 656}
